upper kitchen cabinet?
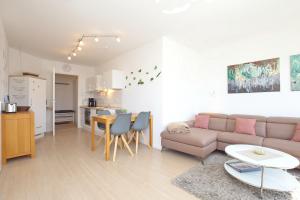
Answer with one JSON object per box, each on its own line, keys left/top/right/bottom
{"left": 86, "top": 75, "right": 103, "bottom": 92}
{"left": 102, "top": 69, "right": 124, "bottom": 90}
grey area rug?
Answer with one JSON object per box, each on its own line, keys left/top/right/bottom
{"left": 172, "top": 152, "right": 300, "bottom": 200}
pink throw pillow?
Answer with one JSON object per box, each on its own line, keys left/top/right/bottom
{"left": 194, "top": 115, "right": 210, "bottom": 129}
{"left": 292, "top": 123, "right": 300, "bottom": 142}
{"left": 235, "top": 117, "right": 256, "bottom": 135}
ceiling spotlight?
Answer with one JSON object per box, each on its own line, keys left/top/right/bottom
{"left": 94, "top": 37, "right": 99, "bottom": 42}
{"left": 72, "top": 52, "right": 77, "bottom": 56}
{"left": 79, "top": 40, "right": 84, "bottom": 46}
{"left": 77, "top": 46, "right": 82, "bottom": 51}
{"left": 116, "top": 37, "right": 121, "bottom": 43}
{"left": 67, "top": 56, "right": 72, "bottom": 60}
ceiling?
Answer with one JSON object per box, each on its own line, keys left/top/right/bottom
{"left": 1, "top": 0, "right": 300, "bottom": 67}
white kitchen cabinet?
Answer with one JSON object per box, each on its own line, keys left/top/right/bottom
{"left": 102, "top": 70, "right": 125, "bottom": 89}
{"left": 86, "top": 75, "right": 103, "bottom": 91}
{"left": 9, "top": 76, "right": 47, "bottom": 136}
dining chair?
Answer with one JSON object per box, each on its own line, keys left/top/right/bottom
{"left": 128, "top": 112, "right": 151, "bottom": 154}
{"left": 115, "top": 109, "right": 127, "bottom": 115}
{"left": 96, "top": 110, "right": 111, "bottom": 151}
{"left": 109, "top": 113, "right": 134, "bottom": 161}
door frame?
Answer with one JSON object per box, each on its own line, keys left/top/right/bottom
{"left": 54, "top": 72, "right": 79, "bottom": 130}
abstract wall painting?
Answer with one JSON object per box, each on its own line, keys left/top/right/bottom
{"left": 228, "top": 58, "right": 280, "bottom": 93}
{"left": 290, "top": 54, "right": 300, "bottom": 91}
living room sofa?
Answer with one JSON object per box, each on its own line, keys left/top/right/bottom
{"left": 161, "top": 113, "right": 300, "bottom": 167}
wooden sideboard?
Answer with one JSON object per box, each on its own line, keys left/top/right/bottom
{"left": 1, "top": 111, "right": 36, "bottom": 164}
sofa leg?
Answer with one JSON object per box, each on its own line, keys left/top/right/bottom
{"left": 161, "top": 147, "right": 167, "bottom": 152}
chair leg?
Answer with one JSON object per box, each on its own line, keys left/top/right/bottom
{"left": 141, "top": 131, "right": 151, "bottom": 149}
{"left": 127, "top": 131, "right": 135, "bottom": 145}
{"left": 98, "top": 136, "right": 104, "bottom": 145}
{"left": 113, "top": 136, "right": 119, "bottom": 162}
{"left": 135, "top": 131, "right": 139, "bottom": 154}
{"left": 104, "top": 135, "right": 114, "bottom": 155}
{"left": 121, "top": 135, "right": 134, "bottom": 156}
{"left": 118, "top": 138, "right": 123, "bottom": 149}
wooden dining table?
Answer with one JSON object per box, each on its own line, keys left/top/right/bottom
{"left": 91, "top": 114, "right": 153, "bottom": 161}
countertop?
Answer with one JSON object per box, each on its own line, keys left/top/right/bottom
{"left": 80, "top": 105, "right": 121, "bottom": 110}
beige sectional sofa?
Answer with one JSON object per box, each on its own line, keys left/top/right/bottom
{"left": 161, "top": 113, "right": 300, "bottom": 167}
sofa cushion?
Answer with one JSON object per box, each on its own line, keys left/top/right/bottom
{"left": 235, "top": 117, "right": 256, "bottom": 135}
{"left": 194, "top": 114, "right": 210, "bottom": 129}
{"left": 263, "top": 138, "right": 300, "bottom": 158}
{"left": 199, "top": 113, "right": 228, "bottom": 131}
{"left": 161, "top": 128, "right": 218, "bottom": 147}
{"left": 227, "top": 114, "right": 267, "bottom": 137}
{"left": 217, "top": 131, "right": 264, "bottom": 146}
{"left": 266, "top": 117, "right": 300, "bottom": 140}
{"left": 292, "top": 124, "right": 300, "bottom": 142}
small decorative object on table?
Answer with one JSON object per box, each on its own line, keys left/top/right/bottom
{"left": 253, "top": 148, "right": 265, "bottom": 155}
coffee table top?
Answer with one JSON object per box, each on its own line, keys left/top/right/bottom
{"left": 225, "top": 144, "right": 299, "bottom": 169}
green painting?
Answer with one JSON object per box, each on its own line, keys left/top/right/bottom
{"left": 290, "top": 54, "right": 300, "bottom": 91}
{"left": 228, "top": 58, "right": 280, "bottom": 93}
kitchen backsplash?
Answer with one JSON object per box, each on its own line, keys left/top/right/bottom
{"left": 95, "top": 90, "right": 122, "bottom": 107}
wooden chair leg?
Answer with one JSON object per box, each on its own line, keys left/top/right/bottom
{"left": 104, "top": 135, "right": 114, "bottom": 155}
{"left": 118, "top": 138, "right": 124, "bottom": 149}
{"left": 127, "top": 131, "right": 135, "bottom": 145}
{"left": 121, "top": 135, "right": 134, "bottom": 156}
{"left": 98, "top": 136, "right": 104, "bottom": 144}
{"left": 141, "top": 131, "right": 151, "bottom": 149}
{"left": 113, "top": 136, "right": 119, "bottom": 162}
{"left": 135, "top": 131, "right": 139, "bottom": 154}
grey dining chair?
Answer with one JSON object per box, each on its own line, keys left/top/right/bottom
{"left": 96, "top": 110, "right": 111, "bottom": 151}
{"left": 96, "top": 110, "right": 111, "bottom": 129}
{"left": 115, "top": 109, "right": 127, "bottom": 115}
{"left": 109, "top": 113, "right": 134, "bottom": 161}
{"left": 128, "top": 112, "right": 151, "bottom": 154}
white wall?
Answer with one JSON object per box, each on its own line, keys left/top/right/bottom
{"left": 0, "top": 18, "right": 8, "bottom": 173}
{"left": 196, "top": 30, "right": 300, "bottom": 117}
{"left": 162, "top": 37, "right": 208, "bottom": 125}
{"left": 8, "top": 47, "right": 95, "bottom": 131}
{"left": 0, "top": 19, "right": 8, "bottom": 102}
{"left": 97, "top": 39, "right": 163, "bottom": 149}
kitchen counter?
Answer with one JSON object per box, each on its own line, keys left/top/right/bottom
{"left": 80, "top": 105, "right": 122, "bottom": 110}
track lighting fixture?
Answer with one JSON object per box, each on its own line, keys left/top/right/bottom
{"left": 67, "top": 34, "right": 121, "bottom": 60}
{"left": 79, "top": 40, "right": 84, "bottom": 46}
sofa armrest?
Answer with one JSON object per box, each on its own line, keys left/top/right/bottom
{"left": 185, "top": 120, "right": 195, "bottom": 128}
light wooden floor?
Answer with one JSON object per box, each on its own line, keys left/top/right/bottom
{"left": 0, "top": 124, "right": 199, "bottom": 200}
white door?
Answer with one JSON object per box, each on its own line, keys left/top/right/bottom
{"left": 52, "top": 68, "right": 56, "bottom": 136}
{"left": 30, "top": 78, "right": 46, "bottom": 136}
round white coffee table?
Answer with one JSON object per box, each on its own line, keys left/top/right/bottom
{"left": 224, "top": 144, "right": 300, "bottom": 194}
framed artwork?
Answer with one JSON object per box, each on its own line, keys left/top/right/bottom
{"left": 290, "top": 54, "right": 300, "bottom": 91}
{"left": 228, "top": 58, "right": 280, "bottom": 93}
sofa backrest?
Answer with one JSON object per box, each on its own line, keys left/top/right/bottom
{"left": 266, "top": 117, "right": 300, "bottom": 140}
{"left": 199, "top": 113, "right": 228, "bottom": 131}
{"left": 226, "top": 114, "right": 267, "bottom": 137}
